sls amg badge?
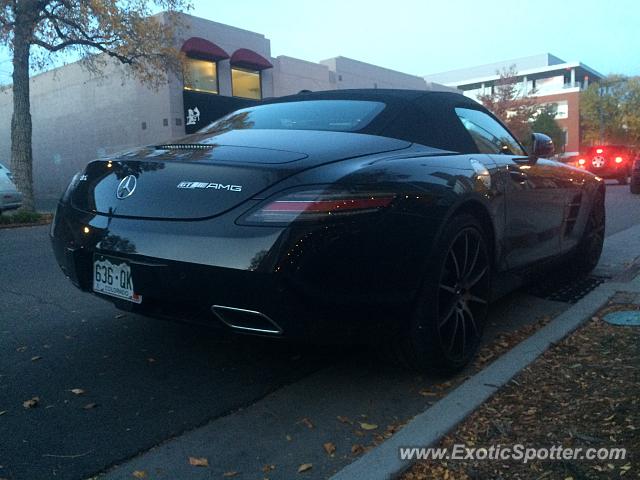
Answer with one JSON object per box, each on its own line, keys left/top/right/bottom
{"left": 177, "top": 181, "right": 242, "bottom": 192}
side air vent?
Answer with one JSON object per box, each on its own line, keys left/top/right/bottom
{"left": 211, "top": 305, "right": 283, "bottom": 335}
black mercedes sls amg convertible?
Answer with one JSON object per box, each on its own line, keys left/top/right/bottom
{"left": 51, "top": 89, "right": 605, "bottom": 372}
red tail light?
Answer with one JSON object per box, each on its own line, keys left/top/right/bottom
{"left": 596, "top": 148, "right": 604, "bottom": 154}
{"left": 578, "top": 158, "right": 586, "bottom": 165}
{"left": 615, "top": 156, "right": 624, "bottom": 163}
{"left": 240, "top": 189, "right": 395, "bottom": 224}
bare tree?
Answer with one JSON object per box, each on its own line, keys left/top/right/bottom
{"left": 0, "top": 0, "right": 191, "bottom": 211}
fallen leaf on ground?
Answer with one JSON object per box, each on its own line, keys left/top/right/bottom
{"left": 418, "top": 389, "right": 438, "bottom": 397}
{"left": 16, "top": 346, "right": 27, "bottom": 352}
{"left": 132, "top": 471, "right": 147, "bottom": 479}
{"left": 262, "top": 464, "right": 276, "bottom": 473}
{"left": 286, "top": 434, "right": 292, "bottom": 441}
{"left": 337, "top": 415, "right": 351, "bottom": 424}
{"left": 323, "top": 442, "right": 336, "bottom": 455}
{"left": 70, "top": 389, "right": 85, "bottom": 395}
{"left": 83, "top": 403, "right": 98, "bottom": 410}
{"left": 222, "top": 471, "right": 238, "bottom": 477}
{"left": 31, "top": 356, "right": 42, "bottom": 362}
{"left": 147, "top": 358, "right": 156, "bottom": 363}
{"left": 300, "top": 417, "right": 314, "bottom": 429}
{"left": 0, "top": 410, "right": 6, "bottom": 416}
{"left": 351, "top": 444, "right": 365, "bottom": 455}
{"left": 115, "top": 313, "right": 127, "bottom": 319}
{"left": 23, "top": 397, "right": 39, "bottom": 409}
{"left": 359, "top": 422, "right": 378, "bottom": 430}
{"left": 188, "top": 456, "right": 209, "bottom": 467}
{"left": 297, "top": 463, "right": 312, "bottom": 473}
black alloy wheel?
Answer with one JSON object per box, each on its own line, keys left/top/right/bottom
{"left": 436, "top": 227, "right": 490, "bottom": 364}
{"left": 393, "top": 214, "right": 491, "bottom": 374}
{"left": 571, "top": 192, "right": 605, "bottom": 276}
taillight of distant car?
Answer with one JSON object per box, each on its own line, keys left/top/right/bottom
{"left": 615, "top": 156, "right": 624, "bottom": 163}
{"left": 578, "top": 158, "right": 586, "bottom": 166}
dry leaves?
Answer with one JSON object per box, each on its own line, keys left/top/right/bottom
{"left": 83, "top": 403, "right": 98, "bottom": 410}
{"left": 300, "top": 417, "right": 314, "bottom": 429}
{"left": 402, "top": 310, "right": 640, "bottom": 480}
{"left": 261, "top": 464, "right": 276, "bottom": 473}
{"left": 70, "top": 389, "right": 85, "bottom": 396}
{"left": 132, "top": 471, "right": 147, "bottom": 479}
{"left": 31, "top": 356, "right": 42, "bottom": 362}
{"left": 297, "top": 463, "right": 312, "bottom": 473}
{"left": 22, "top": 397, "right": 39, "bottom": 409}
{"left": 188, "top": 456, "right": 209, "bottom": 467}
{"left": 322, "top": 442, "right": 336, "bottom": 455}
{"left": 0, "top": 410, "right": 7, "bottom": 416}
{"left": 351, "top": 444, "right": 365, "bottom": 456}
{"left": 222, "top": 471, "right": 238, "bottom": 477}
{"left": 337, "top": 415, "right": 351, "bottom": 424}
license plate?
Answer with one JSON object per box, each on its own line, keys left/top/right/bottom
{"left": 93, "top": 254, "right": 142, "bottom": 303}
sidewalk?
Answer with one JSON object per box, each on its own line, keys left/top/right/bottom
{"left": 402, "top": 290, "right": 639, "bottom": 480}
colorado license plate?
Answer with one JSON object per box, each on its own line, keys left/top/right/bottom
{"left": 93, "top": 254, "right": 142, "bottom": 303}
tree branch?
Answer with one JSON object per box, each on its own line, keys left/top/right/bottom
{"left": 31, "top": 36, "right": 132, "bottom": 64}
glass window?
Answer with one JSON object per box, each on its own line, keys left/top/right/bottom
{"left": 184, "top": 57, "right": 218, "bottom": 94}
{"left": 232, "top": 67, "right": 262, "bottom": 99}
{"left": 200, "top": 100, "right": 385, "bottom": 134}
{"left": 455, "top": 107, "right": 525, "bottom": 156}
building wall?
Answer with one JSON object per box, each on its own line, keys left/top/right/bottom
{"left": 271, "top": 56, "right": 335, "bottom": 97}
{"left": 174, "top": 13, "right": 274, "bottom": 98}
{"left": 0, "top": 61, "right": 178, "bottom": 200}
{"left": 535, "top": 91, "right": 581, "bottom": 156}
{"left": 321, "top": 56, "right": 428, "bottom": 90}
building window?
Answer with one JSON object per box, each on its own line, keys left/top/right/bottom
{"left": 231, "top": 67, "right": 261, "bottom": 99}
{"left": 184, "top": 57, "right": 218, "bottom": 94}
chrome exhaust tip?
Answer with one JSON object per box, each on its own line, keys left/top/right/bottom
{"left": 211, "top": 305, "right": 283, "bottom": 335}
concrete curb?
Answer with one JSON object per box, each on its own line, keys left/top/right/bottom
{"left": 330, "top": 277, "right": 640, "bottom": 480}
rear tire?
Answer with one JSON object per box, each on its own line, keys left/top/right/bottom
{"left": 392, "top": 214, "right": 491, "bottom": 374}
{"left": 570, "top": 192, "right": 605, "bottom": 276}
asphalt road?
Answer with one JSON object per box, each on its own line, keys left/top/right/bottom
{"left": 1, "top": 182, "right": 639, "bottom": 480}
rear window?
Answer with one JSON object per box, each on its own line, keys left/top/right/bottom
{"left": 199, "top": 100, "right": 385, "bottom": 134}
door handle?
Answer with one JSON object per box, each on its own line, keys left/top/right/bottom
{"left": 508, "top": 166, "right": 528, "bottom": 183}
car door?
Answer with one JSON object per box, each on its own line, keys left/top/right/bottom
{"left": 455, "top": 107, "right": 567, "bottom": 269}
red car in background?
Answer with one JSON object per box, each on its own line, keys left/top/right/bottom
{"left": 576, "top": 145, "right": 635, "bottom": 184}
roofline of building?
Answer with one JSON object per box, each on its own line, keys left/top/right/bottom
{"left": 433, "top": 61, "right": 605, "bottom": 88}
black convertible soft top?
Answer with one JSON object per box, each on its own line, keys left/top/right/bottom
{"left": 262, "top": 89, "right": 485, "bottom": 153}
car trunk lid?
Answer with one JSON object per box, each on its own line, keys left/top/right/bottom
{"left": 70, "top": 130, "right": 411, "bottom": 220}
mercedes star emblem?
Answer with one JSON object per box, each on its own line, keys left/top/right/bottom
{"left": 116, "top": 175, "right": 137, "bottom": 199}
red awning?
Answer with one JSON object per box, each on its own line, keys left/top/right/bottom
{"left": 181, "top": 37, "right": 229, "bottom": 61}
{"left": 230, "top": 48, "right": 273, "bottom": 71}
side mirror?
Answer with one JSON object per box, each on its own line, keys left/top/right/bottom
{"left": 531, "top": 133, "right": 554, "bottom": 158}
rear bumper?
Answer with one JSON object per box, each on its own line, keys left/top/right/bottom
{"left": 50, "top": 202, "right": 422, "bottom": 340}
{"left": 581, "top": 163, "right": 630, "bottom": 178}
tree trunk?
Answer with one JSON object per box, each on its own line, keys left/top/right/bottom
{"left": 10, "top": 19, "right": 35, "bottom": 211}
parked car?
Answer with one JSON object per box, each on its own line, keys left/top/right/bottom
{"left": 631, "top": 158, "right": 640, "bottom": 194}
{"left": 0, "top": 162, "right": 23, "bottom": 213}
{"left": 50, "top": 90, "right": 605, "bottom": 373}
{"left": 576, "top": 145, "right": 634, "bottom": 184}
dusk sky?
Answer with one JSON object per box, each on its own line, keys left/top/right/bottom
{"left": 0, "top": 0, "right": 638, "bottom": 84}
